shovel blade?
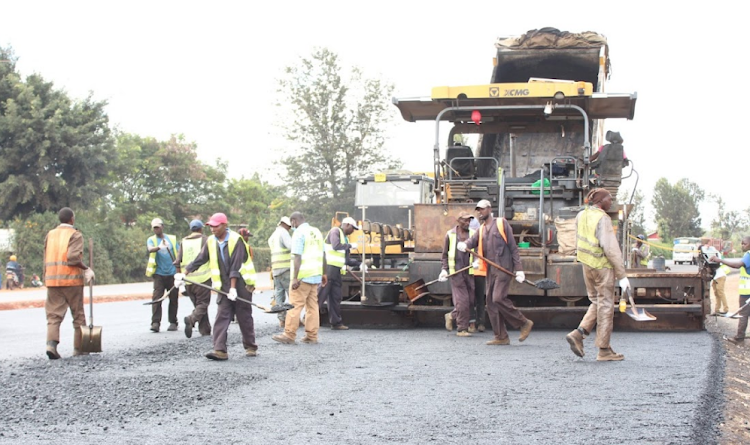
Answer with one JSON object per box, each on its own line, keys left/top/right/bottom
{"left": 265, "top": 303, "right": 294, "bottom": 314}
{"left": 80, "top": 325, "right": 102, "bottom": 353}
{"left": 625, "top": 307, "right": 657, "bottom": 322}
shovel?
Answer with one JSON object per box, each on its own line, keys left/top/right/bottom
{"left": 467, "top": 249, "right": 560, "bottom": 290}
{"left": 720, "top": 298, "right": 750, "bottom": 319}
{"left": 623, "top": 288, "right": 657, "bottom": 321}
{"left": 143, "top": 285, "right": 178, "bottom": 305}
{"left": 182, "top": 277, "right": 291, "bottom": 313}
{"left": 404, "top": 266, "right": 471, "bottom": 302}
{"left": 80, "top": 238, "right": 102, "bottom": 353}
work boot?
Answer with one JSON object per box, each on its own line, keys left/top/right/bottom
{"left": 444, "top": 313, "right": 453, "bottom": 331}
{"left": 245, "top": 348, "right": 258, "bottom": 357}
{"left": 518, "top": 319, "right": 534, "bottom": 342}
{"left": 565, "top": 329, "right": 585, "bottom": 357}
{"left": 272, "top": 334, "right": 296, "bottom": 345}
{"left": 477, "top": 324, "right": 486, "bottom": 332}
{"left": 167, "top": 322, "right": 178, "bottom": 332}
{"left": 279, "top": 319, "right": 285, "bottom": 328}
{"left": 486, "top": 337, "right": 510, "bottom": 346}
{"left": 596, "top": 347, "right": 625, "bottom": 361}
{"left": 456, "top": 330, "right": 472, "bottom": 337}
{"left": 205, "top": 350, "right": 228, "bottom": 361}
{"left": 331, "top": 324, "right": 349, "bottom": 330}
{"left": 184, "top": 316, "right": 193, "bottom": 339}
{"left": 46, "top": 341, "right": 61, "bottom": 360}
{"left": 724, "top": 335, "right": 744, "bottom": 345}
{"left": 301, "top": 336, "right": 318, "bottom": 344}
{"left": 150, "top": 323, "right": 160, "bottom": 333}
{"left": 468, "top": 323, "right": 477, "bottom": 334}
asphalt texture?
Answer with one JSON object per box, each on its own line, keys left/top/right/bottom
{"left": 0, "top": 285, "right": 722, "bottom": 445}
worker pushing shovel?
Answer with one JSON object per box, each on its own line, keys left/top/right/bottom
{"left": 709, "top": 236, "right": 750, "bottom": 345}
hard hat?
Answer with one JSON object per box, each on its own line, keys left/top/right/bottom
{"left": 9, "top": 255, "right": 17, "bottom": 261}
{"left": 151, "top": 218, "right": 164, "bottom": 228}
{"left": 341, "top": 217, "right": 360, "bottom": 230}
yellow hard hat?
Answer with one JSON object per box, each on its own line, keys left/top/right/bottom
{"left": 10, "top": 255, "right": 17, "bottom": 261}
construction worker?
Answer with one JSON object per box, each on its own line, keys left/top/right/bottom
{"left": 146, "top": 218, "right": 179, "bottom": 333}
{"left": 631, "top": 234, "right": 650, "bottom": 268}
{"left": 709, "top": 236, "right": 750, "bottom": 344}
{"left": 176, "top": 212, "right": 258, "bottom": 360}
{"left": 469, "top": 217, "right": 486, "bottom": 333}
{"left": 706, "top": 248, "right": 731, "bottom": 315}
{"left": 6, "top": 254, "right": 23, "bottom": 288}
{"left": 565, "top": 188, "right": 630, "bottom": 361}
{"left": 272, "top": 211, "right": 327, "bottom": 345}
{"left": 457, "top": 199, "right": 533, "bottom": 346}
{"left": 318, "top": 216, "right": 361, "bottom": 330}
{"left": 268, "top": 216, "right": 293, "bottom": 327}
{"left": 238, "top": 228, "right": 254, "bottom": 258}
{"left": 43, "top": 207, "right": 96, "bottom": 359}
{"left": 439, "top": 211, "right": 476, "bottom": 337}
{"left": 174, "top": 219, "right": 212, "bottom": 338}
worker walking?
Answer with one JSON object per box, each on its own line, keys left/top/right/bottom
{"left": 440, "top": 211, "right": 476, "bottom": 337}
{"left": 566, "top": 188, "right": 630, "bottom": 361}
{"left": 174, "top": 219, "right": 212, "bottom": 338}
{"left": 268, "top": 216, "right": 293, "bottom": 327}
{"left": 176, "top": 213, "right": 258, "bottom": 360}
{"left": 709, "top": 236, "right": 750, "bottom": 344}
{"left": 469, "top": 217, "right": 486, "bottom": 333}
{"left": 319, "top": 216, "right": 361, "bottom": 330}
{"left": 631, "top": 234, "right": 650, "bottom": 268}
{"left": 43, "top": 207, "right": 96, "bottom": 359}
{"left": 146, "top": 218, "right": 180, "bottom": 333}
{"left": 457, "top": 199, "right": 533, "bottom": 345}
{"left": 272, "top": 212, "right": 327, "bottom": 345}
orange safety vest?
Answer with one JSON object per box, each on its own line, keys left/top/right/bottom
{"left": 475, "top": 218, "right": 508, "bottom": 276}
{"left": 44, "top": 226, "right": 84, "bottom": 287}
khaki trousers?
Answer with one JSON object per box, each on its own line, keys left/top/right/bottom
{"left": 579, "top": 266, "right": 615, "bottom": 349}
{"left": 712, "top": 276, "right": 728, "bottom": 313}
{"left": 46, "top": 286, "right": 86, "bottom": 343}
{"left": 284, "top": 281, "right": 320, "bottom": 341}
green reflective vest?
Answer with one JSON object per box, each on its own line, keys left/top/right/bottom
{"left": 448, "top": 229, "right": 474, "bottom": 275}
{"left": 180, "top": 236, "right": 211, "bottom": 284}
{"left": 268, "top": 228, "right": 291, "bottom": 273}
{"left": 146, "top": 234, "right": 177, "bottom": 277}
{"left": 207, "top": 231, "right": 256, "bottom": 290}
{"left": 324, "top": 227, "right": 347, "bottom": 274}
{"left": 291, "top": 224, "right": 324, "bottom": 280}
{"left": 576, "top": 207, "right": 612, "bottom": 269}
{"left": 740, "top": 264, "right": 750, "bottom": 296}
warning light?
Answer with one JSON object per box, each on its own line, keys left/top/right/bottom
{"left": 471, "top": 110, "right": 481, "bottom": 125}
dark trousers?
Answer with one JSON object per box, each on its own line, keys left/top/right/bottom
{"left": 471, "top": 275, "right": 487, "bottom": 326}
{"left": 151, "top": 274, "right": 178, "bottom": 324}
{"left": 186, "top": 279, "right": 212, "bottom": 336}
{"left": 737, "top": 295, "right": 750, "bottom": 340}
{"left": 213, "top": 288, "right": 257, "bottom": 352}
{"left": 486, "top": 269, "right": 527, "bottom": 340}
{"left": 318, "top": 265, "right": 343, "bottom": 326}
{"left": 449, "top": 272, "right": 475, "bottom": 331}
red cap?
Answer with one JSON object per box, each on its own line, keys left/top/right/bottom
{"left": 206, "top": 213, "right": 228, "bottom": 227}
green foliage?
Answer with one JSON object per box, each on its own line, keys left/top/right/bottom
{"left": 619, "top": 188, "right": 647, "bottom": 236}
{"left": 710, "top": 194, "right": 747, "bottom": 241}
{"left": 224, "top": 175, "right": 291, "bottom": 242}
{"left": 251, "top": 247, "right": 271, "bottom": 272}
{"left": 651, "top": 178, "right": 704, "bottom": 239}
{"left": 0, "top": 46, "right": 114, "bottom": 220}
{"left": 276, "top": 48, "right": 402, "bottom": 227}
{"left": 646, "top": 240, "right": 675, "bottom": 260}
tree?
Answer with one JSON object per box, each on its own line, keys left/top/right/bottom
{"left": 710, "top": 195, "right": 747, "bottom": 241}
{"left": 651, "top": 178, "right": 704, "bottom": 240}
{"left": 276, "top": 48, "right": 402, "bottom": 226}
{"left": 0, "top": 46, "right": 114, "bottom": 220}
{"left": 619, "top": 188, "right": 647, "bottom": 237}
{"left": 224, "top": 175, "right": 291, "bottom": 242}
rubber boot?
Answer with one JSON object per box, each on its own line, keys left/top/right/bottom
{"left": 46, "top": 340, "right": 61, "bottom": 360}
{"left": 565, "top": 329, "right": 585, "bottom": 357}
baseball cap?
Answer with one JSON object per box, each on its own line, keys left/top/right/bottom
{"left": 475, "top": 199, "right": 492, "bottom": 209}
{"left": 457, "top": 211, "right": 474, "bottom": 220}
{"left": 189, "top": 219, "right": 203, "bottom": 230}
{"left": 341, "top": 216, "right": 360, "bottom": 230}
{"left": 151, "top": 218, "right": 164, "bottom": 228}
{"left": 279, "top": 216, "right": 292, "bottom": 227}
{"left": 206, "top": 213, "right": 228, "bottom": 227}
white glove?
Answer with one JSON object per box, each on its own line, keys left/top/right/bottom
{"left": 632, "top": 248, "right": 638, "bottom": 252}
{"left": 438, "top": 270, "right": 449, "bottom": 282}
{"left": 227, "top": 288, "right": 238, "bottom": 301}
{"left": 173, "top": 272, "right": 185, "bottom": 287}
{"left": 619, "top": 277, "right": 631, "bottom": 293}
{"left": 84, "top": 268, "right": 95, "bottom": 284}
{"left": 515, "top": 271, "right": 525, "bottom": 283}
{"left": 472, "top": 260, "right": 480, "bottom": 269}
{"left": 159, "top": 240, "right": 169, "bottom": 252}
{"left": 457, "top": 242, "right": 467, "bottom": 252}
{"left": 361, "top": 263, "right": 368, "bottom": 273}
{"left": 349, "top": 243, "right": 358, "bottom": 251}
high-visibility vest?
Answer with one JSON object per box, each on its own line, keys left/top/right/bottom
{"left": 207, "top": 231, "right": 256, "bottom": 290}
{"left": 145, "top": 234, "right": 177, "bottom": 277}
{"left": 290, "top": 224, "right": 324, "bottom": 280}
{"left": 324, "top": 227, "right": 347, "bottom": 274}
{"left": 268, "top": 228, "right": 291, "bottom": 273}
{"left": 448, "top": 228, "right": 474, "bottom": 275}
{"left": 740, "top": 265, "right": 750, "bottom": 296}
{"left": 576, "top": 207, "right": 612, "bottom": 269}
{"left": 636, "top": 244, "right": 650, "bottom": 266}
{"left": 44, "top": 226, "right": 84, "bottom": 287}
{"left": 719, "top": 264, "right": 732, "bottom": 276}
{"left": 475, "top": 218, "right": 508, "bottom": 275}
{"left": 180, "top": 236, "right": 211, "bottom": 284}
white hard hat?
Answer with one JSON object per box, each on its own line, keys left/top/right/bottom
{"left": 341, "top": 217, "right": 360, "bottom": 230}
{"left": 151, "top": 218, "right": 164, "bottom": 228}
{"left": 279, "top": 216, "right": 292, "bottom": 227}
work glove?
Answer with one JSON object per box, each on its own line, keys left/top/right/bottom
{"left": 456, "top": 241, "right": 467, "bottom": 252}
{"left": 472, "top": 260, "right": 480, "bottom": 270}
{"left": 227, "top": 288, "right": 238, "bottom": 301}
{"left": 349, "top": 242, "right": 358, "bottom": 251}
{"left": 84, "top": 268, "right": 95, "bottom": 284}
{"left": 438, "top": 269, "right": 449, "bottom": 282}
{"left": 619, "top": 277, "right": 631, "bottom": 293}
{"left": 159, "top": 240, "right": 169, "bottom": 252}
{"left": 515, "top": 271, "right": 525, "bottom": 283}
{"left": 173, "top": 272, "right": 185, "bottom": 287}
{"left": 632, "top": 247, "right": 638, "bottom": 252}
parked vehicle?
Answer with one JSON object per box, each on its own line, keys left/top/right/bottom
{"left": 673, "top": 244, "right": 698, "bottom": 265}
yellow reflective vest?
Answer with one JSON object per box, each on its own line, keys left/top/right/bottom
{"left": 324, "top": 227, "right": 347, "bottom": 274}
{"left": 268, "top": 227, "right": 292, "bottom": 274}
{"left": 576, "top": 207, "right": 612, "bottom": 269}
{"left": 146, "top": 234, "right": 177, "bottom": 277}
{"left": 207, "top": 231, "right": 256, "bottom": 290}
{"left": 291, "top": 224, "right": 324, "bottom": 280}
{"left": 180, "top": 235, "right": 211, "bottom": 284}
{"left": 448, "top": 229, "right": 474, "bottom": 275}
{"left": 740, "top": 262, "right": 750, "bottom": 296}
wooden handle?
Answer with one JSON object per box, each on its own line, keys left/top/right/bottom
{"left": 467, "top": 249, "right": 515, "bottom": 279}
{"left": 419, "top": 265, "right": 472, "bottom": 289}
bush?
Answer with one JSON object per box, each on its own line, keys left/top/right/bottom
{"left": 251, "top": 247, "right": 271, "bottom": 272}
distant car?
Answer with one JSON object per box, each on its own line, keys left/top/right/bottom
{"left": 673, "top": 244, "right": 698, "bottom": 265}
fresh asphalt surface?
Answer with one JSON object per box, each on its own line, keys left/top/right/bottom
{"left": 0, "top": 272, "right": 722, "bottom": 444}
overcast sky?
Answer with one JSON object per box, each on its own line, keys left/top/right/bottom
{"left": 2, "top": 1, "right": 742, "bottom": 231}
